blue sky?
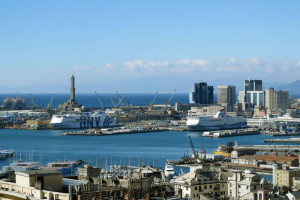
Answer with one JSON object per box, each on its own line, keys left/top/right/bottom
{"left": 1, "top": 1, "right": 300, "bottom": 93}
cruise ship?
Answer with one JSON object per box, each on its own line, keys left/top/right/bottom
{"left": 50, "top": 111, "right": 116, "bottom": 129}
{"left": 186, "top": 110, "right": 247, "bottom": 131}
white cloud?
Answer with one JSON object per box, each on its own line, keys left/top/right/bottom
{"left": 74, "top": 65, "right": 92, "bottom": 72}
{"left": 192, "top": 59, "right": 209, "bottom": 66}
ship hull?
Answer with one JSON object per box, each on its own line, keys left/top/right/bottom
{"left": 50, "top": 112, "right": 116, "bottom": 129}
{"left": 187, "top": 115, "right": 247, "bottom": 131}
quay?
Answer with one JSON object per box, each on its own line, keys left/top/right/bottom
{"left": 233, "top": 144, "right": 300, "bottom": 152}
{"left": 264, "top": 138, "right": 300, "bottom": 143}
{"left": 202, "top": 128, "right": 259, "bottom": 138}
{"left": 61, "top": 127, "right": 170, "bottom": 136}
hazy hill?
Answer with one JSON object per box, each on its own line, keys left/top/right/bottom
{"left": 277, "top": 80, "right": 300, "bottom": 95}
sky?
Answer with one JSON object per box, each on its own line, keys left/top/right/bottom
{"left": 1, "top": 0, "right": 300, "bottom": 93}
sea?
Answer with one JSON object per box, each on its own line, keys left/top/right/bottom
{"left": 0, "top": 93, "right": 298, "bottom": 181}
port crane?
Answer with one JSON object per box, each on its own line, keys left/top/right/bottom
{"left": 149, "top": 92, "right": 158, "bottom": 107}
{"left": 29, "top": 94, "right": 37, "bottom": 108}
{"left": 110, "top": 97, "right": 117, "bottom": 108}
{"left": 47, "top": 94, "right": 54, "bottom": 109}
{"left": 166, "top": 89, "right": 176, "bottom": 106}
{"left": 116, "top": 91, "right": 126, "bottom": 107}
{"left": 95, "top": 91, "right": 105, "bottom": 110}
{"left": 189, "top": 136, "right": 198, "bottom": 159}
{"left": 116, "top": 96, "right": 125, "bottom": 107}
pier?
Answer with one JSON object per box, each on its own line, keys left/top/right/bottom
{"left": 264, "top": 138, "right": 300, "bottom": 143}
{"left": 202, "top": 129, "right": 259, "bottom": 138}
{"left": 61, "top": 127, "right": 169, "bottom": 136}
{"left": 233, "top": 144, "right": 300, "bottom": 152}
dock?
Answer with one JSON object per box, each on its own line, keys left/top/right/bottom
{"left": 233, "top": 144, "right": 300, "bottom": 152}
{"left": 264, "top": 138, "right": 300, "bottom": 143}
{"left": 61, "top": 127, "right": 169, "bottom": 136}
{"left": 202, "top": 128, "right": 259, "bottom": 138}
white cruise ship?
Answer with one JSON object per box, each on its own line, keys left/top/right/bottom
{"left": 50, "top": 111, "right": 116, "bottom": 129}
{"left": 187, "top": 110, "right": 247, "bottom": 131}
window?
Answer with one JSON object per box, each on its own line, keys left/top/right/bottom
{"left": 199, "top": 186, "right": 201, "bottom": 192}
{"left": 210, "top": 185, "right": 212, "bottom": 189}
{"left": 195, "top": 186, "right": 197, "bottom": 190}
{"left": 204, "top": 185, "right": 207, "bottom": 189}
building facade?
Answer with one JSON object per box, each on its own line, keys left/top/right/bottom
{"left": 189, "top": 82, "right": 214, "bottom": 104}
{"left": 265, "top": 88, "right": 289, "bottom": 110}
{"left": 217, "top": 85, "right": 236, "bottom": 112}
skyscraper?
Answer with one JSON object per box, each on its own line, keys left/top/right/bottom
{"left": 189, "top": 82, "right": 214, "bottom": 104}
{"left": 217, "top": 85, "right": 236, "bottom": 112}
{"left": 265, "top": 88, "right": 289, "bottom": 110}
{"left": 244, "top": 78, "right": 262, "bottom": 103}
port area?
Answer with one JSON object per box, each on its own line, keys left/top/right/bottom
{"left": 61, "top": 126, "right": 170, "bottom": 136}
{"left": 233, "top": 144, "right": 300, "bottom": 152}
{"left": 202, "top": 128, "right": 259, "bottom": 138}
{"left": 264, "top": 138, "right": 300, "bottom": 143}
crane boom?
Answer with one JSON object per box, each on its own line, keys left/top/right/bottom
{"left": 47, "top": 94, "right": 54, "bottom": 109}
{"left": 167, "top": 89, "right": 176, "bottom": 105}
{"left": 116, "top": 91, "right": 124, "bottom": 107}
{"left": 189, "top": 136, "right": 197, "bottom": 158}
{"left": 30, "top": 94, "right": 36, "bottom": 107}
{"left": 150, "top": 92, "right": 158, "bottom": 107}
{"left": 111, "top": 97, "right": 117, "bottom": 108}
{"left": 95, "top": 91, "right": 104, "bottom": 109}
{"left": 116, "top": 96, "right": 125, "bottom": 107}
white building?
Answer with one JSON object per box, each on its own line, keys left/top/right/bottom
{"left": 228, "top": 170, "right": 270, "bottom": 200}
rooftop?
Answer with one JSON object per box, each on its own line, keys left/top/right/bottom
{"left": 239, "top": 154, "right": 298, "bottom": 162}
{"left": 16, "top": 170, "right": 62, "bottom": 176}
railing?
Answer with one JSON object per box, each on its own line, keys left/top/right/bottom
{"left": 0, "top": 180, "right": 70, "bottom": 200}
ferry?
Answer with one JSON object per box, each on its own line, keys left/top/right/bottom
{"left": 50, "top": 111, "right": 116, "bottom": 129}
{"left": 43, "top": 161, "right": 77, "bottom": 173}
{"left": 10, "top": 160, "right": 42, "bottom": 171}
{"left": 186, "top": 110, "right": 247, "bottom": 131}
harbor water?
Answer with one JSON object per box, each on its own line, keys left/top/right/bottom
{"left": 0, "top": 129, "right": 298, "bottom": 179}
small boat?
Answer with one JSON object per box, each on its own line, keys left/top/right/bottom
{"left": 0, "top": 153, "right": 7, "bottom": 160}
{"left": 0, "top": 149, "right": 15, "bottom": 157}
{"left": 43, "top": 161, "right": 77, "bottom": 173}
{"left": 10, "top": 160, "right": 42, "bottom": 171}
{"left": 164, "top": 160, "right": 175, "bottom": 178}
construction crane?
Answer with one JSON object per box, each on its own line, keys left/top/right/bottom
{"left": 95, "top": 91, "right": 104, "bottom": 110}
{"left": 188, "top": 136, "right": 198, "bottom": 159}
{"left": 116, "top": 91, "right": 124, "bottom": 107}
{"left": 30, "top": 94, "right": 37, "bottom": 107}
{"left": 149, "top": 92, "right": 158, "bottom": 107}
{"left": 166, "top": 89, "right": 176, "bottom": 105}
{"left": 47, "top": 94, "right": 54, "bottom": 109}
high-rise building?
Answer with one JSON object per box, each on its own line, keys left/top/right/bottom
{"left": 217, "top": 85, "right": 236, "bottom": 112}
{"left": 244, "top": 78, "right": 263, "bottom": 102}
{"left": 265, "top": 88, "right": 275, "bottom": 110}
{"left": 265, "top": 88, "right": 289, "bottom": 110}
{"left": 189, "top": 82, "right": 214, "bottom": 104}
